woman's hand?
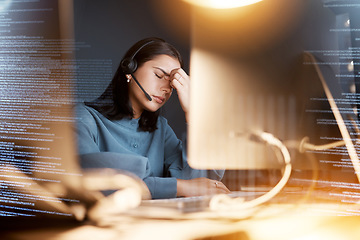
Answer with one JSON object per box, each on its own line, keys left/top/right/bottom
{"left": 170, "top": 68, "right": 190, "bottom": 121}
{"left": 177, "top": 178, "right": 231, "bottom": 197}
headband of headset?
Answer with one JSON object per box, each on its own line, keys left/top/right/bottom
{"left": 120, "top": 40, "right": 155, "bottom": 74}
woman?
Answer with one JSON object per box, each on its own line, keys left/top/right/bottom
{"left": 76, "top": 37, "right": 230, "bottom": 199}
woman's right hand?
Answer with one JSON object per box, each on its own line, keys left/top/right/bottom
{"left": 176, "top": 178, "right": 231, "bottom": 197}
{"left": 169, "top": 68, "right": 190, "bottom": 122}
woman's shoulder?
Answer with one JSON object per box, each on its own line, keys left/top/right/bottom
{"left": 156, "top": 116, "right": 178, "bottom": 136}
{"left": 75, "top": 102, "right": 92, "bottom": 116}
{"left": 75, "top": 103, "right": 101, "bottom": 125}
{"left": 157, "top": 115, "right": 169, "bottom": 128}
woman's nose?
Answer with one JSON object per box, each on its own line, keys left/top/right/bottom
{"left": 161, "top": 83, "right": 172, "bottom": 93}
{"left": 161, "top": 77, "right": 172, "bottom": 93}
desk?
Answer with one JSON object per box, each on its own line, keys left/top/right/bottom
{"left": 2, "top": 203, "right": 360, "bottom": 240}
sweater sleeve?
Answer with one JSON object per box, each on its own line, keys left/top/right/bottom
{"left": 80, "top": 151, "right": 178, "bottom": 199}
{"left": 142, "top": 177, "right": 177, "bottom": 199}
{"left": 80, "top": 152, "right": 178, "bottom": 199}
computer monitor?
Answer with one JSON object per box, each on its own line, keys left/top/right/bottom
{"left": 188, "top": 0, "right": 359, "bottom": 180}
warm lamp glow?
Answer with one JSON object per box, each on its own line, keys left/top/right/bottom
{"left": 183, "top": 0, "right": 263, "bottom": 9}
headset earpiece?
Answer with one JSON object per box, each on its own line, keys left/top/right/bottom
{"left": 120, "top": 57, "right": 137, "bottom": 74}
{"left": 120, "top": 40, "right": 155, "bottom": 74}
{"left": 120, "top": 39, "right": 156, "bottom": 101}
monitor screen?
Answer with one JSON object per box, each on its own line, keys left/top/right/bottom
{"left": 188, "top": 0, "right": 360, "bottom": 177}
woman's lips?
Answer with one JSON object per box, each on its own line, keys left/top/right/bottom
{"left": 153, "top": 96, "right": 165, "bottom": 104}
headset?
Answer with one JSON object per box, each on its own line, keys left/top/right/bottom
{"left": 120, "top": 40, "right": 155, "bottom": 101}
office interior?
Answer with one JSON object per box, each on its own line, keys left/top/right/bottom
{"left": 1, "top": 0, "right": 360, "bottom": 239}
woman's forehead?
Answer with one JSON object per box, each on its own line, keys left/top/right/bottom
{"left": 145, "top": 54, "right": 180, "bottom": 71}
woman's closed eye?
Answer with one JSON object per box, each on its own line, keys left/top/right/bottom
{"left": 155, "top": 73, "right": 170, "bottom": 81}
{"left": 155, "top": 73, "right": 163, "bottom": 79}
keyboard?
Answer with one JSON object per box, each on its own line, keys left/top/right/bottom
{"left": 140, "top": 191, "right": 265, "bottom": 213}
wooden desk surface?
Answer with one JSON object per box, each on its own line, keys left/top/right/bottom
{"left": 2, "top": 202, "right": 360, "bottom": 240}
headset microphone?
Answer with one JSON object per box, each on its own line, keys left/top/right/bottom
{"left": 131, "top": 74, "right": 152, "bottom": 101}
{"left": 120, "top": 40, "right": 155, "bottom": 101}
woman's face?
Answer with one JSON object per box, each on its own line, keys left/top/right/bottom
{"left": 128, "top": 54, "right": 181, "bottom": 118}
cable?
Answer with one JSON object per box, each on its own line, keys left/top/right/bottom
{"left": 209, "top": 131, "right": 356, "bottom": 212}
{"left": 209, "top": 131, "right": 292, "bottom": 211}
{"left": 299, "top": 137, "right": 346, "bottom": 152}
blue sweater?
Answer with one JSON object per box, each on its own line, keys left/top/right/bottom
{"left": 75, "top": 103, "right": 223, "bottom": 199}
